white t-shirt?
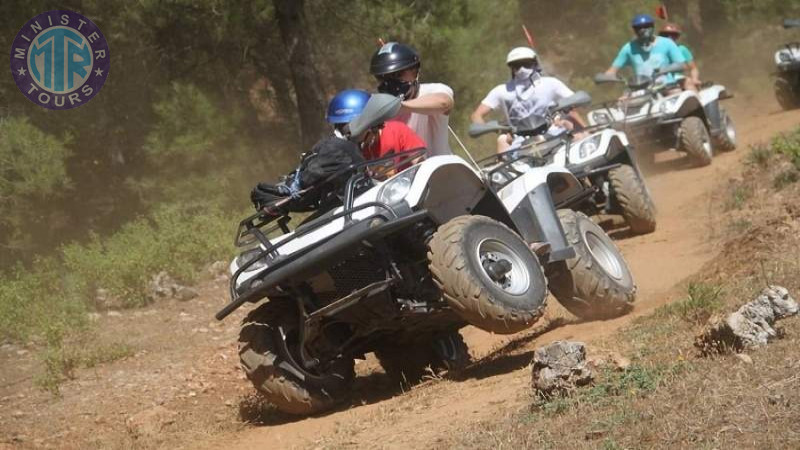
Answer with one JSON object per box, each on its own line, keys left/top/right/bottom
{"left": 392, "top": 83, "right": 454, "bottom": 157}
{"left": 481, "top": 76, "right": 574, "bottom": 129}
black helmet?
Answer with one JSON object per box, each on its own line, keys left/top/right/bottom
{"left": 369, "top": 42, "right": 420, "bottom": 77}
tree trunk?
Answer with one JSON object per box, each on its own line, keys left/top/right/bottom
{"left": 272, "top": 0, "right": 327, "bottom": 151}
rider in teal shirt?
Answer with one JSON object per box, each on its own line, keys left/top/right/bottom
{"left": 604, "top": 14, "right": 686, "bottom": 84}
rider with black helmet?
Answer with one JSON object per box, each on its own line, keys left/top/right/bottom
{"left": 370, "top": 42, "right": 454, "bottom": 157}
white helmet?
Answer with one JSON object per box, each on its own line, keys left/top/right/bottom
{"left": 506, "top": 47, "right": 537, "bottom": 65}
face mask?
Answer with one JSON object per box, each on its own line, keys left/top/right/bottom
{"left": 378, "top": 78, "right": 419, "bottom": 99}
{"left": 514, "top": 66, "right": 534, "bottom": 81}
{"left": 635, "top": 27, "right": 655, "bottom": 45}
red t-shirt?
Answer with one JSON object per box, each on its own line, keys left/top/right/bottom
{"left": 363, "top": 121, "right": 427, "bottom": 162}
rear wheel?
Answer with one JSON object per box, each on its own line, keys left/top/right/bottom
{"left": 608, "top": 164, "right": 656, "bottom": 234}
{"left": 547, "top": 210, "right": 636, "bottom": 320}
{"left": 428, "top": 215, "right": 548, "bottom": 334}
{"left": 238, "top": 301, "right": 354, "bottom": 415}
{"left": 712, "top": 108, "right": 737, "bottom": 152}
{"left": 678, "top": 116, "right": 712, "bottom": 167}
{"left": 775, "top": 76, "right": 800, "bottom": 111}
{"left": 375, "top": 331, "right": 470, "bottom": 384}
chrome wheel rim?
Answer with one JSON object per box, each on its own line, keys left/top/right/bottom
{"left": 476, "top": 238, "right": 530, "bottom": 295}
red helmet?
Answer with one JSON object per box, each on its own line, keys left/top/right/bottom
{"left": 659, "top": 23, "right": 682, "bottom": 38}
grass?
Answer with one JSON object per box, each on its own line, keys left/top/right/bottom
{"left": 746, "top": 144, "right": 772, "bottom": 169}
{"left": 656, "top": 283, "right": 724, "bottom": 325}
{"left": 724, "top": 183, "right": 753, "bottom": 210}
{"left": 35, "top": 337, "right": 134, "bottom": 394}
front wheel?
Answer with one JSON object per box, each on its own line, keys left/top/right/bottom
{"left": 678, "top": 116, "right": 712, "bottom": 167}
{"left": 238, "top": 301, "right": 355, "bottom": 415}
{"left": 547, "top": 210, "right": 636, "bottom": 320}
{"left": 608, "top": 164, "right": 656, "bottom": 234}
{"left": 712, "top": 108, "right": 737, "bottom": 152}
{"left": 428, "top": 215, "right": 548, "bottom": 334}
{"left": 775, "top": 76, "right": 800, "bottom": 111}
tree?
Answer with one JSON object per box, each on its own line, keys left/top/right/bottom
{"left": 273, "top": 0, "right": 328, "bottom": 150}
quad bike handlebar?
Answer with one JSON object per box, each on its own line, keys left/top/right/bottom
{"left": 784, "top": 19, "right": 800, "bottom": 29}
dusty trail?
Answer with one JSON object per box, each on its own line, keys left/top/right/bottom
{"left": 206, "top": 98, "right": 800, "bottom": 449}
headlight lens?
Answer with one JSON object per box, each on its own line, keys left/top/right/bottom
{"left": 578, "top": 135, "right": 603, "bottom": 159}
{"left": 491, "top": 171, "right": 509, "bottom": 185}
{"left": 235, "top": 247, "right": 269, "bottom": 273}
{"left": 377, "top": 166, "right": 418, "bottom": 205}
{"left": 659, "top": 96, "right": 680, "bottom": 113}
{"left": 592, "top": 112, "right": 610, "bottom": 124}
{"left": 779, "top": 51, "right": 792, "bottom": 62}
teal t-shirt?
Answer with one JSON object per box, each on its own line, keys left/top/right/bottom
{"left": 679, "top": 44, "right": 694, "bottom": 63}
{"left": 611, "top": 36, "right": 686, "bottom": 83}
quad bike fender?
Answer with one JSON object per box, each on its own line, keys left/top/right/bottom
{"left": 496, "top": 167, "right": 581, "bottom": 262}
{"left": 404, "top": 155, "right": 509, "bottom": 226}
{"left": 663, "top": 91, "right": 704, "bottom": 119}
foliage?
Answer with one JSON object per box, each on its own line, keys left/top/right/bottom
{"left": 656, "top": 282, "right": 724, "bottom": 324}
{"left": 0, "top": 117, "right": 72, "bottom": 265}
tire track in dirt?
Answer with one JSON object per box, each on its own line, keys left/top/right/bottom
{"left": 205, "top": 98, "right": 800, "bottom": 450}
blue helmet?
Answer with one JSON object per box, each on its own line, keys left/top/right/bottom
{"left": 326, "top": 89, "right": 371, "bottom": 124}
{"left": 631, "top": 14, "right": 655, "bottom": 28}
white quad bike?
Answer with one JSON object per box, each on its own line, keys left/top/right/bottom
{"left": 469, "top": 91, "right": 656, "bottom": 235}
{"left": 774, "top": 19, "right": 800, "bottom": 110}
{"left": 588, "top": 64, "right": 737, "bottom": 167}
{"left": 215, "top": 94, "right": 636, "bottom": 416}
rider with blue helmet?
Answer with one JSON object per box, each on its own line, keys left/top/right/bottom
{"left": 604, "top": 14, "right": 686, "bottom": 84}
{"left": 326, "top": 89, "right": 372, "bottom": 135}
{"left": 325, "top": 89, "right": 427, "bottom": 164}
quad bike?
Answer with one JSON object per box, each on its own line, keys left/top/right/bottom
{"left": 588, "top": 64, "right": 737, "bottom": 167}
{"left": 215, "top": 94, "right": 637, "bottom": 415}
{"left": 469, "top": 91, "right": 656, "bottom": 235}
{"left": 774, "top": 19, "right": 800, "bottom": 110}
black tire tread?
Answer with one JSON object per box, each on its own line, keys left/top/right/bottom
{"left": 238, "top": 302, "right": 354, "bottom": 415}
{"left": 428, "top": 215, "right": 546, "bottom": 334}
{"left": 679, "top": 116, "right": 712, "bottom": 166}
{"left": 712, "top": 109, "right": 736, "bottom": 152}
{"left": 547, "top": 210, "right": 635, "bottom": 320}
{"left": 608, "top": 164, "right": 656, "bottom": 234}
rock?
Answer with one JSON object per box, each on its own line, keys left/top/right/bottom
{"left": 95, "top": 288, "right": 124, "bottom": 310}
{"left": 734, "top": 353, "right": 753, "bottom": 364}
{"left": 126, "top": 406, "right": 177, "bottom": 438}
{"left": 106, "top": 311, "right": 123, "bottom": 318}
{"left": 531, "top": 341, "right": 593, "bottom": 398}
{"left": 206, "top": 260, "right": 229, "bottom": 280}
{"left": 696, "top": 286, "right": 797, "bottom": 354}
{"left": 146, "top": 271, "right": 198, "bottom": 302}
{"left": 760, "top": 285, "right": 798, "bottom": 318}
{"left": 174, "top": 286, "right": 199, "bottom": 302}
{"left": 587, "top": 349, "right": 630, "bottom": 371}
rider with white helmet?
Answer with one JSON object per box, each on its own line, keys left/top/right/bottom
{"left": 471, "top": 46, "right": 586, "bottom": 153}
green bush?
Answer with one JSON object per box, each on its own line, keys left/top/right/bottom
{"left": 656, "top": 283, "right": 724, "bottom": 325}
{"left": 61, "top": 204, "right": 232, "bottom": 307}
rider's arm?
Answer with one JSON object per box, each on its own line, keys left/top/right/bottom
{"left": 400, "top": 83, "right": 454, "bottom": 116}
{"left": 606, "top": 44, "right": 629, "bottom": 75}
{"left": 568, "top": 110, "right": 587, "bottom": 129}
{"left": 470, "top": 104, "right": 492, "bottom": 124}
{"left": 689, "top": 61, "right": 700, "bottom": 83}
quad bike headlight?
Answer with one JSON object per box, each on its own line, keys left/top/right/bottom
{"left": 377, "top": 166, "right": 419, "bottom": 205}
{"left": 235, "top": 247, "right": 269, "bottom": 273}
{"left": 779, "top": 50, "right": 792, "bottom": 63}
{"left": 592, "top": 112, "right": 611, "bottom": 125}
{"left": 577, "top": 134, "right": 603, "bottom": 159}
{"left": 659, "top": 96, "right": 680, "bottom": 114}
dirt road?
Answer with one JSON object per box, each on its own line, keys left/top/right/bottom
{"left": 205, "top": 98, "right": 800, "bottom": 449}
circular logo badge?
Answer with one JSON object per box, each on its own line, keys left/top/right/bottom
{"left": 9, "top": 10, "right": 110, "bottom": 110}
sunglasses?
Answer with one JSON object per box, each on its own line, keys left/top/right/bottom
{"left": 509, "top": 59, "right": 537, "bottom": 70}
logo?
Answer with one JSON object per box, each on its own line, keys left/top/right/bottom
{"left": 9, "top": 10, "right": 110, "bottom": 110}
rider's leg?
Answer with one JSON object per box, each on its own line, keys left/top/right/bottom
{"left": 496, "top": 133, "right": 513, "bottom": 153}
